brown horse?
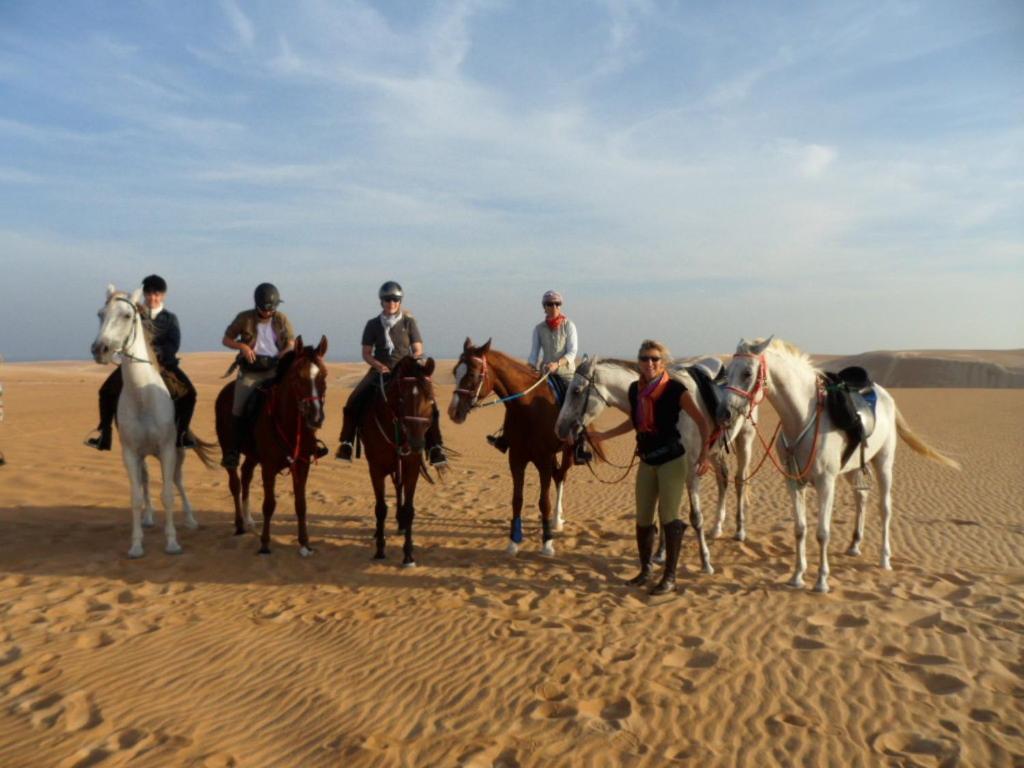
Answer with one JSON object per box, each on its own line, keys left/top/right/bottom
{"left": 215, "top": 335, "right": 328, "bottom": 556}
{"left": 357, "top": 355, "right": 437, "bottom": 566}
{"left": 448, "top": 338, "right": 575, "bottom": 556}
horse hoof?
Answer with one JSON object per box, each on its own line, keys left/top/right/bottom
{"left": 787, "top": 576, "right": 804, "bottom": 589}
{"left": 846, "top": 545, "right": 862, "bottom": 557}
{"left": 402, "top": 560, "right": 417, "bottom": 568}
{"left": 165, "top": 543, "right": 183, "bottom": 555}
{"left": 653, "top": 552, "right": 666, "bottom": 565}
{"left": 234, "top": 528, "right": 246, "bottom": 536}
{"left": 128, "top": 547, "right": 144, "bottom": 559}
{"left": 142, "top": 518, "right": 156, "bottom": 529}
{"left": 258, "top": 547, "right": 271, "bottom": 556}
{"left": 881, "top": 558, "right": 892, "bottom": 571}
{"left": 184, "top": 518, "right": 199, "bottom": 531}
{"left": 373, "top": 552, "right": 386, "bottom": 560}
{"left": 734, "top": 531, "right": 746, "bottom": 543}
{"left": 703, "top": 564, "right": 714, "bottom": 575}
{"left": 813, "top": 580, "right": 830, "bottom": 594}
{"left": 299, "top": 546, "right": 315, "bottom": 558}
{"left": 710, "top": 527, "right": 723, "bottom": 540}
{"left": 540, "top": 541, "right": 555, "bottom": 557}
{"left": 506, "top": 542, "right": 519, "bottom": 556}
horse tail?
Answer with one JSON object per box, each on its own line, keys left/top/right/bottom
{"left": 895, "top": 407, "right": 961, "bottom": 470}
{"left": 189, "top": 433, "right": 220, "bottom": 470}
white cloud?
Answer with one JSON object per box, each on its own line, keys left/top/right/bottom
{"left": 221, "top": 0, "right": 256, "bottom": 48}
{"left": 798, "top": 144, "right": 838, "bottom": 179}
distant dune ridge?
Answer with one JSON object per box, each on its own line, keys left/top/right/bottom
{"left": 818, "top": 349, "right": 1024, "bottom": 388}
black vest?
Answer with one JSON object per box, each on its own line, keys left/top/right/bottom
{"left": 628, "top": 378, "right": 687, "bottom": 466}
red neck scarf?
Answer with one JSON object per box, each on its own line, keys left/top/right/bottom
{"left": 545, "top": 314, "right": 565, "bottom": 331}
{"left": 635, "top": 371, "right": 669, "bottom": 432}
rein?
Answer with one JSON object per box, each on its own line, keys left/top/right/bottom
{"left": 455, "top": 355, "right": 551, "bottom": 410}
{"left": 111, "top": 297, "right": 153, "bottom": 365}
{"left": 265, "top": 361, "right": 326, "bottom": 471}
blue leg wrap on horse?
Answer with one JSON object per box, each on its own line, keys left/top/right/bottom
{"left": 511, "top": 517, "right": 523, "bottom": 544}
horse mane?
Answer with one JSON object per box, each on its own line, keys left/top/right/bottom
{"left": 758, "top": 337, "right": 822, "bottom": 377}
{"left": 479, "top": 348, "right": 540, "bottom": 380}
{"left": 598, "top": 357, "right": 640, "bottom": 373}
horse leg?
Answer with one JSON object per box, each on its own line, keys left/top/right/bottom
{"left": 507, "top": 458, "right": 526, "bottom": 555}
{"left": 398, "top": 462, "right": 417, "bottom": 567}
{"left": 875, "top": 448, "right": 896, "bottom": 570}
{"left": 553, "top": 447, "right": 569, "bottom": 532}
{"left": 157, "top": 445, "right": 181, "bottom": 555}
{"left": 813, "top": 477, "right": 837, "bottom": 593}
{"left": 123, "top": 451, "right": 146, "bottom": 558}
{"left": 258, "top": 467, "right": 277, "bottom": 555}
{"left": 227, "top": 466, "right": 245, "bottom": 534}
{"left": 538, "top": 463, "right": 555, "bottom": 557}
{"left": 709, "top": 453, "right": 729, "bottom": 539}
{"left": 175, "top": 448, "right": 198, "bottom": 530}
{"left": 140, "top": 460, "right": 155, "bottom": 528}
{"left": 733, "top": 428, "right": 754, "bottom": 542}
{"left": 240, "top": 456, "right": 257, "bottom": 531}
{"left": 688, "top": 472, "right": 714, "bottom": 575}
{"left": 371, "top": 468, "right": 388, "bottom": 560}
{"left": 846, "top": 473, "right": 867, "bottom": 556}
{"left": 788, "top": 485, "right": 808, "bottom": 588}
{"left": 292, "top": 462, "right": 314, "bottom": 557}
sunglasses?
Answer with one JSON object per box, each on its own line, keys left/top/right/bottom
{"left": 381, "top": 296, "right": 402, "bottom": 303}
{"left": 544, "top": 302, "right": 561, "bottom": 308}
{"left": 258, "top": 305, "right": 276, "bottom": 312}
{"left": 638, "top": 355, "right": 661, "bottom": 363}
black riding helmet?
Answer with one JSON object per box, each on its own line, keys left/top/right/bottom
{"left": 142, "top": 274, "right": 167, "bottom": 294}
{"left": 378, "top": 281, "right": 403, "bottom": 302}
{"left": 254, "top": 282, "right": 282, "bottom": 311}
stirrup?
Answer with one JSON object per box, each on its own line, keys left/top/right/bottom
{"left": 428, "top": 445, "right": 448, "bottom": 467}
{"left": 335, "top": 441, "right": 354, "bottom": 462}
{"left": 313, "top": 439, "right": 329, "bottom": 460}
{"left": 84, "top": 430, "right": 112, "bottom": 451}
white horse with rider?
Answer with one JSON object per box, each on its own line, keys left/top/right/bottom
{"left": 91, "top": 284, "right": 215, "bottom": 557}
{"left": 716, "top": 337, "right": 960, "bottom": 593}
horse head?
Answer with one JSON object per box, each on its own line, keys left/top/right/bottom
{"left": 717, "top": 336, "right": 773, "bottom": 428}
{"left": 92, "top": 284, "right": 145, "bottom": 364}
{"left": 447, "top": 337, "right": 492, "bottom": 424}
{"left": 278, "top": 335, "right": 329, "bottom": 431}
{"left": 554, "top": 354, "right": 604, "bottom": 441}
{"left": 387, "top": 355, "right": 436, "bottom": 452}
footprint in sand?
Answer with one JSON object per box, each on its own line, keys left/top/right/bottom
{"left": 664, "top": 649, "right": 719, "bottom": 669}
{"left": 578, "top": 696, "right": 633, "bottom": 722}
{"left": 911, "top": 613, "right": 968, "bottom": 635}
{"left": 792, "top": 636, "right": 826, "bottom": 651}
{"left": 918, "top": 671, "right": 969, "bottom": 695}
{"left": 870, "top": 730, "right": 960, "bottom": 764}
{"left": 969, "top": 708, "right": 999, "bottom": 723}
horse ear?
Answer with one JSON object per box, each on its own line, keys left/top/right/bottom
{"left": 106, "top": 283, "right": 117, "bottom": 300}
{"left": 294, "top": 335, "right": 304, "bottom": 356}
{"left": 422, "top": 357, "right": 435, "bottom": 376}
{"left": 750, "top": 336, "right": 773, "bottom": 355}
{"left": 129, "top": 287, "right": 143, "bottom": 306}
{"left": 463, "top": 337, "right": 472, "bottom": 352}
{"left": 481, "top": 338, "right": 492, "bottom": 354}
{"left": 315, "top": 335, "right": 328, "bottom": 357}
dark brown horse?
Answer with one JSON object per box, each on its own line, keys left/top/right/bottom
{"left": 447, "top": 338, "right": 574, "bottom": 556}
{"left": 357, "top": 355, "right": 437, "bottom": 566}
{"left": 215, "top": 336, "right": 328, "bottom": 556}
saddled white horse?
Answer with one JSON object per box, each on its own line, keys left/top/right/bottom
{"left": 555, "top": 356, "right": 759, "bottom": 544}
{"left": 717, "top": 337, "right": 960, "bottom": 593}
{"left": 91, "top": 284, "right": 214, "bottom": 557}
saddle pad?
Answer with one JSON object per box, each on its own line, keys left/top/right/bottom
{"left": 686, "top": 364, "right": 723, "bottom": 417}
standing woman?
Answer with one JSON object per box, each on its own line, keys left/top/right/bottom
{"left": 590, "top": 340, "right": 711, "bottom": 596}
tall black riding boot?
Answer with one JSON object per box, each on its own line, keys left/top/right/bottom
{"left": 425, "top": 405, "right": 447, "bottom": 467}
{"left": 336, "top": 404, "right": 358, "bottom": 461}
{"left": 221, "top": 415, "right": 244, "bottom": 469}
{"left": 86, "top": 369, "right": 121, "bottom": 451}
{"left": 175, "top": 392, "right": 197, "bottom": 448}
{"left": 650, "top": 519, "right": 685, "bottom": 596}
{"left": 627, "top": 524, "right": 658, "bottom": 586}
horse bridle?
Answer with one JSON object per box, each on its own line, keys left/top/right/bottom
{"left": 724, "top": 352, "right": 768, "bottom": 420}
{"left": 107, "top": 296, "right": 151, "bottom": 364}
{"left": 570, "top": 365, "right": 612, "bottom": 434}
{"left": 381, "top": 370, "right": 434, "bottom": 455}
{"left": 453, "top": 354, "right": 489, "bottom": 409}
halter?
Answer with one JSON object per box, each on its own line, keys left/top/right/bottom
{"left": 377, "top": 371, "right": 434, "bottom": 457}
{"left": 570, "top": 366, "right": 612, "bottom": 433}
{"left": 267, "top": 356, "right": 327, "bottom": 468}
{"left": 454, "top": 353, "right": 551, "bottom": 410}
{"left": 453, "top": 355, "right": 489, "bottom": 408}
{"left": 724, "top": 352, "right": 767, "bottom": 419}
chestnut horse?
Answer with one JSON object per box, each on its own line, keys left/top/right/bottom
{"left": 448, "top": 339, "right": 574, "bottom": 557}
{"left": 215, "top": 336, "right": 328, "bottom": 556}
{"left": 357, "top": 355, "right": 437, "bottom": 567}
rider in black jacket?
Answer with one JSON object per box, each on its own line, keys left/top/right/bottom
{"left": 86, "top": 274, "right": 198, "bottom": 450}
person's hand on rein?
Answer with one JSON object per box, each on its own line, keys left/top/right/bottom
{"left": 240, "top": 344, "right": 256, "bottom": 364}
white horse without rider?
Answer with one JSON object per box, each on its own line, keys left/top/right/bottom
{"left": 555, "top": 356, "right": 759, "bottom": 543}
{"left": 717, "top": 337, "right": 960, "bottom": 593}
{"left": 91, "top": 284, "right": 214, "bottom": 557}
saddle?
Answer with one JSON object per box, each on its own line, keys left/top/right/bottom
{"left": 683, "top": 357, "right": 726, "bottom": 419}
{"left": 823, "top": 366, "right": 878, "bottom": 468}
{"left": 159, "top": 367, "right": 189, "bottom": 400}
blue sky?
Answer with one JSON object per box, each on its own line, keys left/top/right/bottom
{"left": 1, "top": 0, "right": 1022, "bottom": 361}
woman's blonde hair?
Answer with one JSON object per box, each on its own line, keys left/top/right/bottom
{"left": 637, "top": 339, "right": 671, "bottom": 362}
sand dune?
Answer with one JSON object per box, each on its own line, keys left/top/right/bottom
{"left": 825, "top": 349, "right": 1024, "bottom": 388}
{"left": 0, "top": 353, "right": 1021, "bottom": 767}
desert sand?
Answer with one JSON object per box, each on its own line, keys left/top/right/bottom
{"left": 0, "top": 352, "right": 1021, "bottom": 767}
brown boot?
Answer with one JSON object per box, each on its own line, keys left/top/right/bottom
{"left": 650, "top": 520, "right": 685, "bottom": 596}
